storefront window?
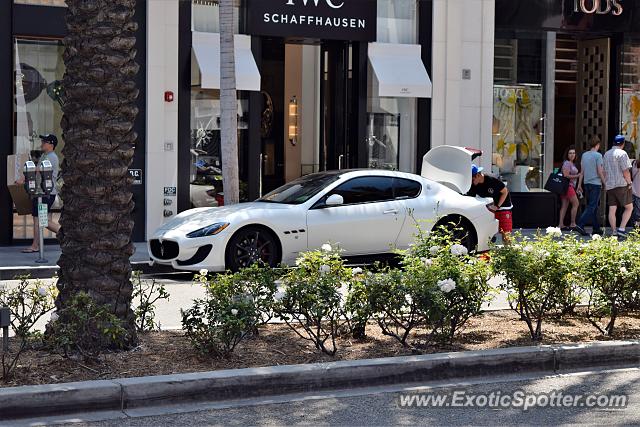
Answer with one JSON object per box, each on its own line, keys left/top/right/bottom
{"left": 492, "top": 34, "right": 546, "bottom": 192}
{"left": 620, "top": 39, "right": 640, "bottom": 159}
{"left": 189, "top": 86, "right": 249, "bottom": 207}
{"left": 367, "top": 0, "right": 418, "bottom": 172}
{"left": 13, "top": 38, "right": 65, "bottom": 239}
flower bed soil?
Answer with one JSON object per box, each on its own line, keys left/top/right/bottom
{"left": 4, "top": 310, "right": 640, "bottom": 388}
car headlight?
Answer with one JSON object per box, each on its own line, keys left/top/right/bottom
{"left": 186, "top": 222, "right": 230, "bottom": 238}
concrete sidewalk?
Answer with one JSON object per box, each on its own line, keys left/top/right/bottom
{"left": 0, "top": 242, "right": 152, "bottom": 280}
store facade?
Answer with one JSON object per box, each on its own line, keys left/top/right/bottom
{"left": 492, "top": 0, "right": 640, "bottom": 227}
{"left": 0, "top": 0, "right": 147, "bottom": 246}
{"left": 166, "top": 0, "right": 435, "bottom": 235}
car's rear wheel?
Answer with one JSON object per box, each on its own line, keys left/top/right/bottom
{"left": 225, "top": 226, "right": 280, "bottom": 271}
{"left": 434, "top": 216, "right": 477, "bottom": 253}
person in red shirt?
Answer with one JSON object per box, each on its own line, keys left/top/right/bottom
{"left": 468, "top": 165, "right": 513, "bottom": 242}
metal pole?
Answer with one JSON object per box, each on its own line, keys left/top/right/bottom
{"left": 36, "top": 196, "right": 48, "bottom": 264}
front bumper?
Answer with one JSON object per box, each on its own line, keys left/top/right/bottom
{"left": 148, "top": 236, "right": 226, "bottom": 272}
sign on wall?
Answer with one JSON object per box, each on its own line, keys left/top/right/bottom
{"left": 247, "top": 0, "right": 377, "bottom": 42}
{"left": 574, "top": 0, "right": 623, "bottom": 16}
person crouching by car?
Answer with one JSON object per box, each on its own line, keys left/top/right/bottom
{"left": 468, "top": 165, "right": 513, "bottom": 242}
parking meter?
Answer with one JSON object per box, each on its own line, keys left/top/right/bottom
{"left": 40, "top": 159, "right": 54, "bottom": 195}
{"left": 23, "top": 161, "right": 38, "bottom": 196}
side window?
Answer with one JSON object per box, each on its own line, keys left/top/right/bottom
{"left": 332, "top": 176, "right": 394, "bottom": 205}
{"left": 394, "top": 178, "right": 422, "bottom": 199}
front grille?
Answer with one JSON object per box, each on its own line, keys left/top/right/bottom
{"left": 177, "top": 245, "right": 213, "bottom": 266}
{"left": 150, "top": 239, "right": 180, "bottom": 260}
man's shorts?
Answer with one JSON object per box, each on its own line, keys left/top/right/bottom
{"left": 607, "top": 186, "right": 633, "bottom": 207}
{"left": 495, "top": 209, "right": 513, "bottom": 233}
{"left": 31, "top": 195, "right": 56, "bottom": 217}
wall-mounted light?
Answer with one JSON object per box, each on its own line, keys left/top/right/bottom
{"left": 288, "top": 96, "right": 298, "bottom": 146}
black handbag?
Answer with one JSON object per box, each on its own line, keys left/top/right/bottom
{"left": 544, "top": 173, "right": 570, "bottom": 195}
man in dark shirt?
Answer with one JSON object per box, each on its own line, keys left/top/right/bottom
{"left": 468, "top": 165, "right": 513, "bottom": 241}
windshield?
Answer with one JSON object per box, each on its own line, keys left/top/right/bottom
{"left": 259, "top": 173, "right": 341, "bottom": 205}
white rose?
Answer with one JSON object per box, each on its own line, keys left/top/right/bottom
{"left": 199, "top": 269, "right": 208, "bottom": 276}
{"left": 522, "top": 245, "right": 534, "bottom": 253}
{"left": 450, "top": 244, "right": 468, "bottom": 256}
{"left": 37, "top": 287, "right": 47, "bottom": 297}
{"left": 321, "top": 243, "right": 333, "bottom": 252}
{"left": 437, "top": 278, "right": 456, "bottom": 293}
{"left": 620, "top": 266, "right": 628, "bottom": 274}
{"left": 50, "top": 312, "right": 59, "bottom": 322}
{"left": 319, "top": 265, "right": 331, "bottom": 275}
{"left": 429, "top": 245, "right": 441, "bottom": 255}
{"left": 591, "top": 234, "right": 602, "bottom": 241}
{"left": 421, "top": 257, "right": 433, "bottom": 267}
{"left": 351, "top": 267, "right": 363, "bottom": 276}
{"left": 231, "top": 308, "right": 239, "bottom": 316}
{"left": 546, "top": 227, "right": 562, "bottom": 237}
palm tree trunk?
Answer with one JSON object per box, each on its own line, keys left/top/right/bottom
{"left": 57, "top": 0, "right": 139, "bottom": 348}
{"left": 219, "top": 0, "right": 240, "bottom": 205}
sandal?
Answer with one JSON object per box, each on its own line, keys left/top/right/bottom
{"left": 21, "top": 248, "right": 39, "bottom": 253}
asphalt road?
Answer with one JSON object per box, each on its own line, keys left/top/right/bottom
{"left": 41, "top": 367, "right": 639, "bottom": 426}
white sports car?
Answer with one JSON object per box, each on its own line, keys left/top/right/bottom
{"left": 149, "top": 146, "right": 499, "bottom": 272}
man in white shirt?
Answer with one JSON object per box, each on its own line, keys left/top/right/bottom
{"left": 603, "top": 135, "right": 633, "bottom": 236}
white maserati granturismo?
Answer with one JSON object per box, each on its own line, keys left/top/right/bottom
{"left": 149, "top": 146, "right": 499, "bottom": 272}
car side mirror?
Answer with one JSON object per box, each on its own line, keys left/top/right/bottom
{"left": 325, "top": 194, "right": 344, "bottom": 207}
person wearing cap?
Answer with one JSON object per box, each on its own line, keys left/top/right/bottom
{"left": 468, "top": 165, "right": 513, "bottom": 241}
{"left": 19, "top": 134, "right": 61, "bottom": 253}
{"left": 603, "top": 134, "right": 633, "bottom": 237}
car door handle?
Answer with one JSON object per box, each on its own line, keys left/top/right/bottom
{"left": 383, "top": 209, "right": 399, "bottom": 215}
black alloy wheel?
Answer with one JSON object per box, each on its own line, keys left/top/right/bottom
{"left": 435, "top": 219, "right": 477, "bottom": 253}
{"left": 226, "top": 226, "right": 280, "bottom": 271}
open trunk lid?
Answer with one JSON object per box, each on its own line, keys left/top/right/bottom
{"left": 421, "top": 146, "right": 482, "bottom": 194}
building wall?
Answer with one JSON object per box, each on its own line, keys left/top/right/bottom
{"left": 431, "top": 0, "right": 495, "bottom": 171}
{"left": 146, "top": 0, "right": 180, "bottom": 238}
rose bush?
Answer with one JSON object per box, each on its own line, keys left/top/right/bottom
{"left": 276, "top": 244, "right": 352, "bottom": 356}
{"left": 577, "top": 234, "right": 640, "bottom": 336}
{"left": 182, "top": 264, "right": 280, "bottom": 357}
{"left": 491, "top": 230, "right": 580, "bottom": 341}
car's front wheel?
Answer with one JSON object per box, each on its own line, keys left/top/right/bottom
{"left": 225, "top": 226, "right": 280, "bottom": 271}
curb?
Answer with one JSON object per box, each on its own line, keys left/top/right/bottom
{"left": 1, "top": 341, "right": 639, "bottom": 420}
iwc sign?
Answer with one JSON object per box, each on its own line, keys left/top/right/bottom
{"left": 574, "top": 0, "right": 623, "bottom": 15}
{"left": 247, "top": 0, "right": 377, "bottom": 42}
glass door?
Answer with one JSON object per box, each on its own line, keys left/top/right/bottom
{"left": 319, "top": 41, "right": 353, "bottom": 171}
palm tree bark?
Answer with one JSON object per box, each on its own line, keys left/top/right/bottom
{"left": 219, "top": 0, "right": 240, "bottom": 205}
{"left": 57, "top": 0, "right": 139, "bottom": 347}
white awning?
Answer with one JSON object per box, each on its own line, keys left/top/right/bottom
{"left": 368, "top": 42, "right": 432, "bottom": 98}
{"left": 192, "top": 31, "right": 261, "bottom": 91}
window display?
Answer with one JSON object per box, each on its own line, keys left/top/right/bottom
{"left": 13, "top": 38, "right": 65, "bottom": 240}
{"left": 366, "top": 0, "right": 417, "bottom": 172}
{"left": 492, "top": 85, "right": 544, "bottom": 191}
{"left": 620, "top": 39, "right": 640, "bottom": 158}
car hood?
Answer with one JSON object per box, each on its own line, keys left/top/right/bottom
{"left": 421, "top": 146, "right": 482, "bottom": 194}
{"left": 155, "top": 202, "right": 292, "bottom": 234}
